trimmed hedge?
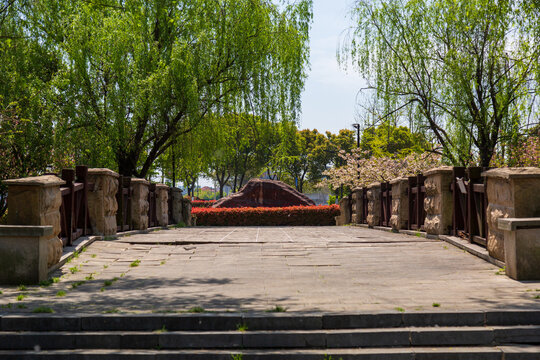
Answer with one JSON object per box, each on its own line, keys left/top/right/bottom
{"left": 192, "top": 205, "right": 340, "bottom": 226}
{"left": 192, "top": 200, "right": 217, "bottom": 208}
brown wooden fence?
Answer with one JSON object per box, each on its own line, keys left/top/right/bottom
{"left": 116, "top": 175, "right": 132, "bottom": 232}
{"left": 59, "top": 165, "right": 93, "bottom": 246}
{"left": 147, "top": 183, "right": 157, "bottom": 228}
{"left": 380, "top": 182, "right": 392, "bottom": 227}
{"left": 451, "top": 167, "right": 488, "bottom": 247}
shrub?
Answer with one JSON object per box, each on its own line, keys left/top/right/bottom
{"left": 192, "top": 200, "right": 217, "bottom": 208}
{"left": 192, "top": 205, "right": 340, "bottom": 226}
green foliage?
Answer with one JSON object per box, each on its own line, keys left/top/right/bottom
{"left": 343, "top": 0, "right": 540, "bottom": 166}
{"left": 360, "top": 124, "right": 429, "bottom": 157}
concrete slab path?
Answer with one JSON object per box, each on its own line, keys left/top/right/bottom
{"left": 1, "top": 226, "right": 539, "bottom": 314}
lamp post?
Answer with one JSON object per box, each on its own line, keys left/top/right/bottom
{"left": 352, "top": 123, "right": 361, "bottom": 148}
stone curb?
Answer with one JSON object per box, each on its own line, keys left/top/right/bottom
{"left": 48, "top": 235, "right": 102, "bottom": 275}
{"left": 350, "top": 224, "right": 504, "bottom": 267}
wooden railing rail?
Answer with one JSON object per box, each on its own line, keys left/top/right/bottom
{"left": 148, "top": 183, "right": 157, "bottom": 228}
{"left": 380, "top": 182, "right": 392, "bottom": 227}
{"left": 59, "top": 165, "right": 93, "bottom": 246}
{"left": 116, "top": 175, "right": 132, "bottom": 232}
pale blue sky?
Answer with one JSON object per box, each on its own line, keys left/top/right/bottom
{"left": 298, "top": 0, "right": 365, "bottom": 134}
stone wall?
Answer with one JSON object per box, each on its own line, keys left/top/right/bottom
{"left": 423, "top": 167, "right": 453, "bottom": 235}
{"left": 367, "top": 183, "right": 381, "bottom": 227}
{"left": 87, "top": 168, "right": 119, "bottom": 236}
{"left": 390, "top": 178, "right": 408, "bottom": 231}
{"left": 484, "top": 167, "right": 540, "bottom": 261}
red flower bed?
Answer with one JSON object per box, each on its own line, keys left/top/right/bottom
{"left": 192, "top": 200, "right": 217, "bottom": 208}
{"left": 192, "top": 205, "right": 340, "bottom": 226}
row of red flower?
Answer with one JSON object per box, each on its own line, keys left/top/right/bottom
{"left": 191, "top": 205, "right": 340, "bottom": 226}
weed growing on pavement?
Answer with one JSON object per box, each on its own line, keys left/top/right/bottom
{"left": 16, "top": 294, "right": 26, "bottom": 301}
{"left": 56, "top": 291, "right": 66, "bottom": 297}
{"left": 33, "top": 306, "right": 54, "bottom": 313}
{"left": 394, "top": 307, "right": 405, "bottom": 312}
{"left": 187, "top": 306, "right": 206, "bottom": 313}
{"left": 18, "top": 285, "right": 27, "bottom": 291}
{"left": 266, "top": 305, "right": 287, "bottom": 313}
{"left": 432, "top": 303, "right": 441, "bottom": 307}
{"left": 236, "top": 323, "right": 248, "bottom": 332}
{"left": 130, "top": 259, "right": 141, "bottom": 267}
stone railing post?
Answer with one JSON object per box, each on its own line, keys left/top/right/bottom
{"left": 351, "top": 188, "right": 362, "bottom": 224}
{"left": 483, "top": 167, "right": 540, "bottom": 261}
{"left": 3, "top": 175, "right": 65, "bottom": 269}
{"left": 0, "top": 225, "right": 55, "bottom": 284}
{"left": 423, "top": 166, "right": 454, "bottom": 236}
{"left": 181, "top": 197, "right": 193, "bottom": 226}
{"left": 335, "top": 196, "right": 351, "bottom": 225}
{"left": 170, "top": 188, "right": 183, "bottom": 224}
{"left": 498, "top": 218, "right": 540, "bottom": 280}
{"left": 155, "top": 184, "right": 169, "bottom": 227}
{"left": 367, "top": 182, "right": 381, "bottom": 227}
{"left": 87, "top": 168, "right": 119, "bottom": 236}
{"left": 131, "top": 178, "right": 149, "bottom": 230}
{"left": 390, "top": 177, "right": 408, "bottom": 231}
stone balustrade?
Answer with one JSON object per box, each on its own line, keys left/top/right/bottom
{"left": 1, "top": 168, "right": 191, "bottom": 284}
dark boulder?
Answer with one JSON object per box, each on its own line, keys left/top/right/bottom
{"left": 212, "top": 178, "right": 315, "bottom": 208}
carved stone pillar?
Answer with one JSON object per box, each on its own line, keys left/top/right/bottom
{"left": 181, "top": 197, "right": 193, "bottom": 226}
{"left": 483, "top": 167, "right": 540, "bottom": 261}
{"left": 423, "top": 166, "right": 454, "bottom": 235}
{"left": 155, "top": 184, "right": 169, "bottom": 227}
{"left": 390, "top": 177, "right": 409, "bottom": 231}
{"left": 170, "top": 188, "right": 183, "bottom": 224}
{"left": 367, "top": 183, "right": 381, "bottom": 227}
{"left": 131, "top": 178, "right": 149, "bottom": 230}
{"left": 87, "top": 168, "right": 119, "bottom": 236}
{"left": 4, "top": 175, "right": 65, "bottom": 268}
{"left": 335, "top": 196, "right": 351, "bottom": 225}
{"left": 351, "top": 188, "right": 362, "bottom": 224}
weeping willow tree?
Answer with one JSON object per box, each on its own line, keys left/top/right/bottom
{"left": 341, "top": 0, "right": 540, "bottom": 166}
{"left": 26, "top": 0, "right": 312, "bottom": 176}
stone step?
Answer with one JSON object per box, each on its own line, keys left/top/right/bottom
{"left": 0, "top": 346, "right": 539, "bottom": 360}
{"left": 2, "top": 311, "right": 540, "bottom": 332}
{"left": 1, "top": 326, "right": 539, "bottom": 350}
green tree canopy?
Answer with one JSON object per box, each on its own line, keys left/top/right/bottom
{"left": 29, "top": 0, "right": 312, "bottom": 176}
{"left": 342, "top": 0, "right": 540, "bottom": 166}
